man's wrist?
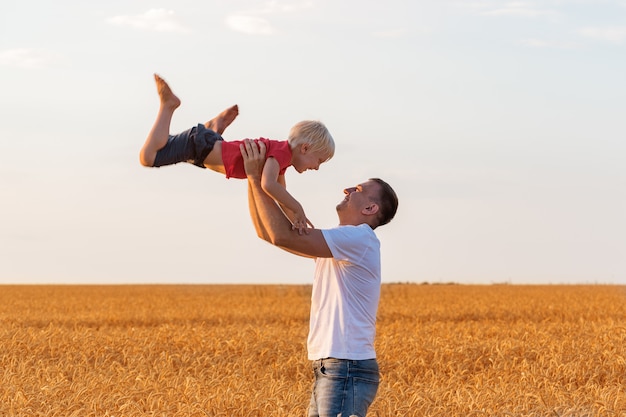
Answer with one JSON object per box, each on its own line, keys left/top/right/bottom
{"left": 247, "top": 175, "right": 262, "bottom": 185}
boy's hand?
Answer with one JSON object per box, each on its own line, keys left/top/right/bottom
{"left": 293, "top": 218, "right": 315, "bottom": 235}
{"left": 240, "top": 139, "right": 266, "bottom": 180}
{"left": 284, "top": 208, "right": 314, "bottom": 235}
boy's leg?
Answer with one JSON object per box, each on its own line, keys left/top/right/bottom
{"left": 149, "top": 106, "right": 239, "bottom": 169}
{"left": 204, "top": 104, "right": 239, "bottom": 135}
{"left": 139, "top": 74, "right": 181, "bottom": 167}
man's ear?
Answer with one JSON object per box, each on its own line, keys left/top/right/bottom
{"left": 362, "top": 203, "right": 379, "bottom": 216}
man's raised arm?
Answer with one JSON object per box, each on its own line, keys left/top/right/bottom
{"left": 240, "top": 140, "right": 332, "bottom": 259}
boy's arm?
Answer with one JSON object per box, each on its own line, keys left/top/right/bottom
{"left": 260, "top": 158, "right": 302, "bottom": 214}
{"left": 247, "top": 182, "right": 314, "bottom": 257}
{"left": 275, "top": 173, "right": 315, "bottom": 229}
{"left": 260, "top": 158, "right": 310, "bottom": 232}
{"left": 241, "top": 141, "right": 332, "bottom": 259}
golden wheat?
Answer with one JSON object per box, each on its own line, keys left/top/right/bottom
{"left": 0, "top": 284, "right": 624, "bottom": 416}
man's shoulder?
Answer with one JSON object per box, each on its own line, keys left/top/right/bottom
{"left": 320, "top": 224, "right": 380, "bottom": 262}
{"left": 322, "top": 224, "right": 377, "bottom": 243}
{"left": 325, "top": 223, "right": 374, "bottom": 232}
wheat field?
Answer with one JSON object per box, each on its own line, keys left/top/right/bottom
{"left": 0, "top": 284, "right": 624, "bottom": 417}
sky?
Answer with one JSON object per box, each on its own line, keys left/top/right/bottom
{"left": 1, "top": 0, "right": 625, "bottom": 285}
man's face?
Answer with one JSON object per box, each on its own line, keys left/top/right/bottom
{"left": 336, "top": 180, "right": 380, "bottom": 214}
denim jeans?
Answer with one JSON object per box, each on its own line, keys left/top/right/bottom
{"left": 308, "top": 358, "right": 380, "bottom": 417}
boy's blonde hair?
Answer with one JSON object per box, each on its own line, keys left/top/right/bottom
{"left": 288, "top": 120, "right": 335, "bottom": 162}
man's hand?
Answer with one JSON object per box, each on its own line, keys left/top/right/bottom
{"left": 240, "top": 139, "right": 266, "bottom": 180}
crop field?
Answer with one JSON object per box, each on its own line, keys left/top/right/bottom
{"left": 0, "top": 284, "right": 624, "bottom": 417}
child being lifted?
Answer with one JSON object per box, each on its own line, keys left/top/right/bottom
{"left": 139, "top": 74, "right": 335, "bottom": 233}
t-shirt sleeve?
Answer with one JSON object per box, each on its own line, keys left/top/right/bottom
{"left": 321, "top": 225, "right": 372, "bottom": 263}
{"left": 264, "top": 140, "right": 292, "bottom": 175}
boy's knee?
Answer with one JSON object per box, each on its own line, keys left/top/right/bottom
{"left": 139, "top": 150, "right": 155, "bottom": 167}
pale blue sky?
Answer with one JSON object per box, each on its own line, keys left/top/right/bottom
{"left": 1, "top": 0, "right": 624, "bottom": 285}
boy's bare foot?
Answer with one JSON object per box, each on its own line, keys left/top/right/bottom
{"left": 154, "top": 73, "right": 181, "bottom": 110}
{"left": 205, "top": 104, "right": 239, "bottom": 135}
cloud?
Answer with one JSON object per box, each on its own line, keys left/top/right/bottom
{"left": 461, "top": 1, "right": 555, "bottom": 18}
{"left": 226, "top": 15, "right": 275, "bottom": 35}
{"left": 372, "top": 28, "right": 425, "bottom": 38}
{"left": 520, "top": 38, "right": 550, "bottom": 47}
{"left": 225, "top": 1, "right": 313, "bottom": 35}
{"left": 107, "top": 9, "right": 190, "bottom": 34}
{"left": 520, "top": 38, "right": 579, "bottom": 49}
{"left": 481, "top": 3, "right": 554, "bottom": 17}
{"left": 0, "top": 48, "right": 55, "bottom": 69}
{"left": 579, "top": 26, "right": 626, "bottom": 44}
{"left": 258, "top": 0, "right": 314, "bottom": 14}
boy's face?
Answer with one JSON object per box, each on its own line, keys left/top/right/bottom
{"left": 291, "top": 145, "right": 329, "bottom": 173}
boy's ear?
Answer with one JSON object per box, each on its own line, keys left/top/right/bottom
{"left": 300, "top": 143, "right": 310, "bottom": 154}
{"left": 362, "top": 203, "right": 379, "bottom": 216}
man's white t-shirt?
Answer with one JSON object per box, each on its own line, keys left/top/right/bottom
{"left": 307, "top": 224, "right": 381, "bottom": 361}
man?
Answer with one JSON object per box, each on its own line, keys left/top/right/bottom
{"left": 240, "top": 140, "right": 399, "bottom": 417}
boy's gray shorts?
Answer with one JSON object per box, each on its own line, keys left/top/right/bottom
{"left": 153, "top": 124, "right": 223, "bottom": 168}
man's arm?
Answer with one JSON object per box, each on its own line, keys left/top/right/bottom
{"left": 241, "top": 141, "right": 332, "bottom": 259}
{"left": 246, "top": 180, "right": 271, "bottom": 242}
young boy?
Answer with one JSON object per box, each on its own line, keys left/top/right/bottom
{"left": 139, "top": 74, "right": 335, "bottom": 233}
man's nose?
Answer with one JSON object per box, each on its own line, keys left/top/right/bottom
{"left": 344, "top": 187, "right": 356, "bottom": 195}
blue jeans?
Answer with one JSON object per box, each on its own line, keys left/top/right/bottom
{"left": 308, "top": 358, "right": 380, "bottom": 417}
